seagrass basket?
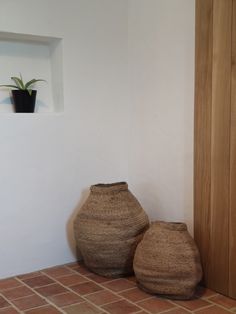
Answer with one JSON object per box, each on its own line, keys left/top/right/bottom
{"left": 133, "top": 221, "right": 202, "bottom": 299}
{"left": 74, "top": 182, "right": 149, "bottom": 277}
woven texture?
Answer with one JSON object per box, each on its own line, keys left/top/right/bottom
{"left": 133, "top": 221, "right": 202, "bottom": 299}
{"left": 74, "top": 182, "right": 149, "bottom": 277}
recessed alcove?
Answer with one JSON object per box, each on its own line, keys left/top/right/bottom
{"left": 0, "top": 31, "right": 63, "bottom": 113}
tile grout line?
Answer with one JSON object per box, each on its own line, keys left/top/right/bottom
{"left": 193, "top": 304, "right": 227, "bottom": 313}
{"left": 172, "top": 298, "right": 236, "bottom": 314}
{"left": 2, "top": 263, "right": 236, "bottom": 314}
{"left": 41, "top": 270, "right": 111, "bottom": 314}
{"left": 64, "top": 265, "right": 154, "bottom": 310}
{"left": 194, "top": 290, "right": 236, "bottom": 312}
{"left": 160, "top": 291, "right": 236, "bottom": 313}
{"left": 48, "top": 265, "right": 151, "bottom": 314}
{"left": 0, "top": 283, "right": 25, "bottom": 292}
{"left": 15, "top": 277, "right": 66, "bottom": 314}
{"left": 164, "top": 306, "right": 193, "bottom": 314}
{"left": 197, "top": 296, "right": 236, "bottom": 313}
{"left": 64, "top": 264, "right": 184, "bottom": 314}
{"left": 0, "top": 291, "right": 24, "bottom": 314}
{"left": 67, "top": 264, "right": 222, "bottom": 314}
{"left": 167, "top": 299, "right": 211, "bottom": 314}
{"left": 63, "top": 264, "right": 196, "bottom": 314}
{"left": 0, "top": 292, "right": 11, "bottom": 310}
{"left": 15, "top": 268, "right": 106, "bottom": 314}
{"left": 158, "top": 307, "right": 192, "bottom": 314}
{"left": 16, "top": 272, "right": 43, "bottom": 281}
{"left": 0, "top": 272, "right": 212, "bottom": 314}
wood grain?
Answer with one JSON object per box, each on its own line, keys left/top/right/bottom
{"left": 229, "top": 0, "right": 236, "bottom": 299}
{"left": 209, "top": 0, "right": 232, "bottom": 294}
{"left": 194, "top": 0, "right": 213, "bottom": 285}
{"left": 195, "top": 0, "right": 233, "bottom": 296}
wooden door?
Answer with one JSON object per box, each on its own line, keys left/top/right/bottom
{"left": 195, "top": 0, "right": 236, "bottom": 298}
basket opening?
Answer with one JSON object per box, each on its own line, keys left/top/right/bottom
{"left": 93, "top": 182, "right": 127, "bottom": 188}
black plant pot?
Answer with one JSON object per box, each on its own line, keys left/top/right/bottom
{"left": 12, "top": 90, "right": 37, "bottom": 113}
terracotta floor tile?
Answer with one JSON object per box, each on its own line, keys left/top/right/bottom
{"left": 85, "top": 289, "right": 121, "bottom": 306}
{"left": 66, "top": 262, "right": 82, "bottom": 269}
{"left": 126, "top": 276, "right": 137, "bottom": 283}
{"left": 0, "top": 297, "right": 10, "bottom": 309}
{"left": 86, "top": 273, "right": 114, "bottom": 284}
{"left": 22, "top": 275, "right": 54, "bottom": 288}
{"left": 173, "top": 298, "right": 211, "bottom": 311}
{"left": 195, "top": 305, "right": 232, "bottom": 313}
{"left": 137, "top": 297, "right": 175, "bottom": 313}
{"left": 56, "top": 274, "right": 88, "bottom": 286}
{"left": 0, "top": 307, "right": 19, "bottom": 314}
{"left": 17, "top": 272, "right": 42, "bottom": 280}
{"left": 164, "top": 308, "right": 191, "bottom": 314}
{"left": 1, "top": 286, "right": 34, "bottom": 300}
{"left": 48, "top": 291, "right": 84, "bottom": 307}
{"left": 102, "top": 299, "right": 140, "bottom": 314}
{"left": 119, "top": 287, "right": 151, "bottom": 303}
{"left": 64, "top": 301, "right": 102, "bottom": 314}
{"left": 103, "top": 279, "right": 136, "bottom": 292}
{"left": 42, "top": 266, "right": 73, "bottom": 278}
{"left": 73, "top": 265, "right": 93, "bottom": 276}
{"left": 68, "top": 266, "right": 81, "bottom": 273}
{"left": 12, "top": 294, "right": 47, "bottom": 311}
{"left": 195, "top": 286, "right": 218, "bottom": 298}
{"left": 209, "top": 294, "right": 236, "bottom": 309}
{"left": 0, "top": 279, "right": 22, "bottom": 291}
{"left": 35, "top": 283, "right": 68, "bottom": 297}
{"left": 70, "top": 281, "right": 103, "bottom": 295}
{"left": 25, "top": 305, "right": 61, "bottom": 313}
{"left": 3, "top": 263, "right": 236, "bottom": 314}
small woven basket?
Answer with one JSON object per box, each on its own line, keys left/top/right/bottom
{"left": 74, "top": 182, "right": 149, "bottom": 277}
{"left": 133, "top": 221, "right": 202, "bottom": 299}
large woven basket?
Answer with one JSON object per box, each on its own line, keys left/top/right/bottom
{"left": 133, "top": 221, "right": 202, "bottom": 299}
{"left": 74, "top": 182, "right": 149, "bottom": 277}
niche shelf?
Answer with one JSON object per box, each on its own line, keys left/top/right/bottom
{"left": 0, "top": 31, "right": 64, "bottom": 113}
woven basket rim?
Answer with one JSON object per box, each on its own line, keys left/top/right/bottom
{"left": 90, "top": 182, "right": 128, "bottom": 193}
{"left": 152, "top": 221, "right": 187, "bottom": 231}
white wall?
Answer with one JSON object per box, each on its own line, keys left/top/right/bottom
{"left": 0, "top": 0, "right": 129, "bottom": 278}
{"left": 0, "top": 0, "right": 195, "bottom": 278}
{"left": 128, "top": 0, "right": 195, "bottom": 233}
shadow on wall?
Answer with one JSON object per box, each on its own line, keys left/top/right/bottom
{"left": 0, "top": 96, "right": 12, "bottom": 104}
{"left": 66, "top": 188, "right": 90, "bottom": 259}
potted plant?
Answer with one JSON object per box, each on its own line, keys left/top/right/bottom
{"left": 0, "top": 74, "right": 45, "bottom": 113}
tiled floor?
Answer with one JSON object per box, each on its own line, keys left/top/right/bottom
{"left": 0, "top": 262, "right": 236, "bottom": 314}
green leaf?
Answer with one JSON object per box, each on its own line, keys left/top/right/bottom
{"left": 25, "top": 79, "right": 45, "bottom": 89}
{"left": 28, "top": 89, "right": 32, "bottom": 96}
{"left": 11, "top": 77, "right": 25, "bottom": 89}
{"left": 0, "top": 84, "right": 19, "bottom": 89}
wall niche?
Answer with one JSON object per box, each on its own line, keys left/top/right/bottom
{"left": 0, "top": 31, "right": 63, "bottom": 113}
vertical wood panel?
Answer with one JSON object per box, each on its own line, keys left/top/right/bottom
{"left": 195, "top": 0, "right": 233, "bottom": 296}
{"left": 194, "top": 0, "right": 213, "bottom": 285}
{"left": 209, "top": 0, "right": 232, "bottom": 294}
{"left": 229, "top": 0, "right": 236, "bottom": 299}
